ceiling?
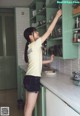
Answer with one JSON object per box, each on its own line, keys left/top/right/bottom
{"left": 0, "top": 0, "right": 33, "bottom": 7}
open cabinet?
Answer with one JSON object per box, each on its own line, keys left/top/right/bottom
{"left": 29, "top": 0, "right": 79, "bottom": 59}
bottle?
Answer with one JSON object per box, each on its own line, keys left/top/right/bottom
{"left": 79, "top": 18, "right": 80, "bottom": 28}
{"left": 75, "top": 17, "right": 79, "bottom": 28}
{"left": 73, "top": 31, "right": 78, "bottom": 42}
{"left": 77, "top": 31, "right": 80, "bottom": 42}
{"left": 42, "top": 3, "right": 45, "bottom": 10}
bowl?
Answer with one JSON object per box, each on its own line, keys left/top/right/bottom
{"left": 44, "top": 70, "right": 56, "bottom": 77}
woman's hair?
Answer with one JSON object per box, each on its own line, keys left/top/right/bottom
{"left": 24, "top": 27, "right": 36, "bottom": 63}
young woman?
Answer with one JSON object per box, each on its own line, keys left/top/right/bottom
{"left": 23, "top": 10, "right": 62, "bottom": 116}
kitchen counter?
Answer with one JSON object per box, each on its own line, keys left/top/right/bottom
{"left": 20, "top": 65, "right": 80, "bottom": 114}
{"left": 41, "top": 72, "right": 80, "bottom": 114}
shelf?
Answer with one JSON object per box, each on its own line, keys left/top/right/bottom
{"left": 46, "top": 0, "right": 58, "bottom": 8}
{"left": 73, "top": 13, "right": 80, "bottom": 18}
{"left": 73, "top": 28, "right": 80, "bottom": 31}
{"left": 55, "top": 56, "right": 63, "bottom": 59}
{"left": 37, "top": 7, "right": 46, "bottom": 15}
{"left": 49, "top": 37, "right": 62, "bottom": 41}
{"left": 72, "top": 42, "right": 80, "bottom": 45}
{"left": 29, "top": 0, "right": 36, "bottom": 8}
{"left": 30, "top": 16, "right": 36, "bottom": 20}
{"left": 47, "top": 16, "right": 62, "bottom": 25}
{"left": 36, "top": 23, "right": 46, "bottom": 29}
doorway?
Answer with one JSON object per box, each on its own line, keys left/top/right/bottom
{"left": 0, "top": 8, "right": 17, "bottom": 89}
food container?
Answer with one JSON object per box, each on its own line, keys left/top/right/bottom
{"left": 72, "top": 71, "right": 80, "bottom": 86}
{"left": 73, "top": 80, "right": 80, "bottom": 86}
{"left": 44, "top": 70, "right": 56, "bottom": 77}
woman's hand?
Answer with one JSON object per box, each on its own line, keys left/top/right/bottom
{"left": 42, "top": 54, "right": 54, "bottom": 64}
{"left": 50, "top": 54, "right": 54, "bottom": 62}
{"left": 56, "top": 9, "right": 62, "bottom": 18}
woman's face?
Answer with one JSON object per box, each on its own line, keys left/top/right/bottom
{"left": 33, "top": 31, "right": 40, "bottom": 40}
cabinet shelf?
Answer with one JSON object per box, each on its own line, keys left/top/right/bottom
{"left": 49, "top": 37, "right": 62, "bottom": 41}
{"left": 55, "top": 56, "right": 63, "bottom": 59}
{"left": 72, "top": 42, "right": 80, "bottom": 45}
{"left": 73, "top": 28, "right": 80, "bottom": 31}
{"left": 46, "top": 0, "right": 58, "bottom": 8}
{"left": 37, "top": 7, "right": 46, "bottom": 15}
{"left": 29, "top": 0, "right": 36, "bottom": 7}
{"left": 36, "top": 23, "right": 46, "bottom": 29}
{"left": 30, "top": 16, "right": 36, "bottom": 20}
{"left": 73, "top": 13, "right": 80, "bottom": 18}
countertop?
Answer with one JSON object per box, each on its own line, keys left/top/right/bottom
{"left": 19, "top": 65, "right": 80, "bottom": 114}
{"left": 41, "top": 72, "right": 80, "bottom": 114}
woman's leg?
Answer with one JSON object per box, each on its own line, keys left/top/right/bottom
{"left": 24, "top": 91, "right": 38, "bottom": 116}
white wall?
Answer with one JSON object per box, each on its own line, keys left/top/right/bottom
{"left": 15, "top": 7, "right": 30, "bottom": 66}
{"left": 0, "top": 0, "right": 33, "bottom": 7}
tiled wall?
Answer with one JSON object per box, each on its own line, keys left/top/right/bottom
{"left": 15, "top": 7, "right": 30, "bottom": 66}
{"left": 51, "top": 45, "right": 80, "bottom": 76}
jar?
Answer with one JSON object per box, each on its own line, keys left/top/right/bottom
{"left": 75, "top": 17, "right": 79, "bottom": 28}
{"left": 77, "top": 31, "right": 80, "bottom": 42}
{"left": 73, "top": 31, "right": 78, "bottom": 42}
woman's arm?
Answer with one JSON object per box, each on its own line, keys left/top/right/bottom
{"left": 42, "top": 55, "right": 54, "bottom": 64}
{"left": 41, "top": 10, "right": 62, "bottom": 44}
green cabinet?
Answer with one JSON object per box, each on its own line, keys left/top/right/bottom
{"left": 33, "top": 85, "right": 46, "bottom": 116}
{"left": 72, "top": 13, "right": 80, "bottom": 44}
{"left": 29, "top": 0, "right": 79, "bottom": 59}
{"left": 17, "top": 66, "right": 25, "bottom": 100}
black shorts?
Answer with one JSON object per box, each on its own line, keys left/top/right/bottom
{"left": 23, "top": 75, "right": 41, "bottom": 92}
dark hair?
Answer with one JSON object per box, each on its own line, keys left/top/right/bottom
{"left": 24, "top": 27, "right": 36, "bottom": 63}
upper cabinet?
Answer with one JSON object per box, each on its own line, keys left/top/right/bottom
{"left": 72, "top": 5, "right": 80, "bottom": 44}
{"left": 29, "top": 0, "right": 80, "bottom": 59}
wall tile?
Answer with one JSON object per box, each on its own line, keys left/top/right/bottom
{"left": 64, "top": 59, "right": 72, "bottom": 75}
{"left": 59, "top": 59, "right": 64, "bottom": 73}
{"left": 50, "top": 35, "right": 80, "bottom": 76}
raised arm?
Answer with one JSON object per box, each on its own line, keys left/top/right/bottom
{"left": 41, "top": 10, "right": 62, "bottom": 43}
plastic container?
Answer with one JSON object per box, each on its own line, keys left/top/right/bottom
{"left": 73, "top": 80, "right": 80, "bottom": 86}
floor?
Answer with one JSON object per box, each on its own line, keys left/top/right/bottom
{"left": 0, "top": 89, "right": 24, "bottom": 116}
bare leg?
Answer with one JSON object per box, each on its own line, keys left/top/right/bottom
{"left": 24, "top": 91, "right": 38, "bottom": 116}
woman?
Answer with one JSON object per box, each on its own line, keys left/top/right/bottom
{"left": 23, "top": 10, "right": 62, "bottom": 116}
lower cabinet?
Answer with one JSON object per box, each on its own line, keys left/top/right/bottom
{"left": 17, "top": 66, "right": 25, "bottom": 100}
{"left": 46, "top": 89, "right": 66, "bottom": 116}
{"left": 46, "top": 89, "right": 80, "bottom": 116}
{"left": 65, "top": 105, "right": 80, "bottom": 116}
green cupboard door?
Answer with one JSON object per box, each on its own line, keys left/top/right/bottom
{"left": 4, "top": 15, "right": 17, "bottom": 89}
{"left": 0, "top": 16, "right": 5, "bottom": 89}
{"left": 35, "top": 86, "right": 46, "bottom": 116}
{"left": 0, "top": 16, "right": 3, "bottom": 56}
{"left": 0, "top": 10, "right": 17, "bottom": 90}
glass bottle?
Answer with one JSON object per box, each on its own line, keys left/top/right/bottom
{"left": 75, "top": 17, "right": 79, "bottom": 28}
{"left": 73, "top": 31, "right": 78, "bottom": 42}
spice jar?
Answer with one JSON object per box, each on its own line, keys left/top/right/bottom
{"left": 75, "top": 17, "right": 79, "bottom": 28}
{"left": 73, "top": 31, "right": 78, "bottom": 42}
{"left": 77, "top": 31, "right": 80, "bottom": 42}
